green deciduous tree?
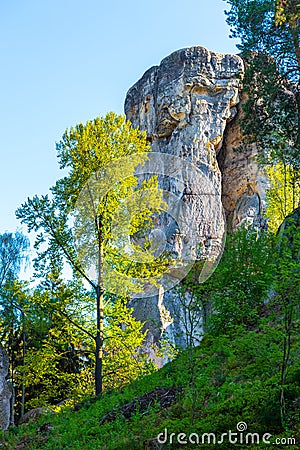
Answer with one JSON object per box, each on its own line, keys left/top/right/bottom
{"left": 17, "top": 278, "right": 154, "bottom": 411}
{"left": 16, "top": 113, "right": 166, "bottom": 396}
{"left": 265, "top": 162, "right": 300, "bottom": 232}
{"left": 192, "top": 227, "right": 274, "bottom": 335}
{"left": 102, "top": 299, "right": 154, "bottom": 389}
{"left": 16, "top": 279, "right": 95, "bottom": 411}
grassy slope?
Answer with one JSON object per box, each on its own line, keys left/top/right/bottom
{"left": 2, "top": 326, "right": 299, "bottom": 450}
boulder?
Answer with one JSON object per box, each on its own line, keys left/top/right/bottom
{"left": 18, "top": 407, "right": 54, "bottom": 425}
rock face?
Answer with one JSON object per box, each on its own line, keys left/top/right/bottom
{"left": 125, "top": 46, "right": 246, "bottom": 359}
{"left": 0, "top": 343, "right": 12, "bottom": 430}
{"left": 218, "top": 93, "right": 268, "bottom": 230}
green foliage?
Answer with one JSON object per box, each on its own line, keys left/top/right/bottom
{"left": 274, "top": 211, "right": 300, "bottom": 424}
{"left": 1, "top": 277, "right": 155, "bottom": 417}
{"left": 265, "top": 162, "right": 300, "bottom": 232}
{"left": 103, "top": 299, "right": 156, "bottom": 390}
{"left": 19, "top": 345, "right": 94, "bottom": 410}
{"left": 2, "top": 222, "right": 300, "bottom": 448}
{"left": 0, "top": 230, "right": 30, "bottom": 382}
{"left": 0, "top": 231, "right": 29, "bottom": 288}
{"left": 16, "top": 112, "right": 167, "bottom": 396}
{"left": 224, "top": 0, "right": 300, "bottom": 229}
{"left": 276, "top": 0, "right": 300, "bottom": 27}
{"left": 3, "top": 326, "right": 299, "bottom": 449}
{"left": 225, "top": 0, "right": 300, "bottom": 80}
{"left": 4, "top": 31, "right": 299, "bottom": 447}
{"left": 16, "top": 113, "right": 166, "bottom": 294}
{"left": 188, "top": 227, "right": 274, "bottom": 334}
{"left": 23, "top": 278, "right": 93, "bottom": 405}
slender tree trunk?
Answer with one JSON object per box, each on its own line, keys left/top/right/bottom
{"left": 10, "top": 311, "right": 14, "bottom": 391}
{"left": 21, "top": 310, "right": 26, "bottom": 419}
{"left": 10, "top": 384, "right": 15, "bottom": 427}
{"left": 95, "top": 231, "right": 104, "bottom": 396}
{"left": 9, "top": 309, "right": 15, "bottom": 427}
{"left": 95, "top": 285, "right": 104, "bottom": 396}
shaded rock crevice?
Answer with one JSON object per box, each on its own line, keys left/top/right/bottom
{"left": 218, "top": 94, "right": 268, "bottom": 230}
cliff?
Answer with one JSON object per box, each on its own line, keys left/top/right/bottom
{"left": 124, "top": 46, "right": 268, "bottom": 360}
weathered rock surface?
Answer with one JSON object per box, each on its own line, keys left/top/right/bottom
{"left": 18, "top": 407, "right": 54, "bottom": 425}
{"left": 0, "top": 343, "right": 12, "bottom": 430}
{"left": 218, "top": 93, "right": 268, "bottom": 230}
{"left": 125, "top": 46, "right": 245, "bottom": 358}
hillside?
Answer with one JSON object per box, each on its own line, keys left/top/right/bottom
{"left": 1, "top": 322, "right": 299, "bottom": 449}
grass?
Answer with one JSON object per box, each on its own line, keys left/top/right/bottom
{"left": 1, "top": 326, "right": 299, "bottom": 449}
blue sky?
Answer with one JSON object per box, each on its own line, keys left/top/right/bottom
{"left": 0, "top": 0, "right": 239, "bottom": 235}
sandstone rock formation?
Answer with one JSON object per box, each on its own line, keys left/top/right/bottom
{"left": 0, "top": 343, "right": 12, "bottom": 430}
{"left": 125, "top": 46, "right": 248, "bottom": 358}
{"left": 218, "top": 93, "right": 268, "bottom": 230}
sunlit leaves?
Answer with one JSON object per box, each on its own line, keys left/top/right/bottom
{"left": 265, "top": 162, "right": 300, "bottom": 232}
